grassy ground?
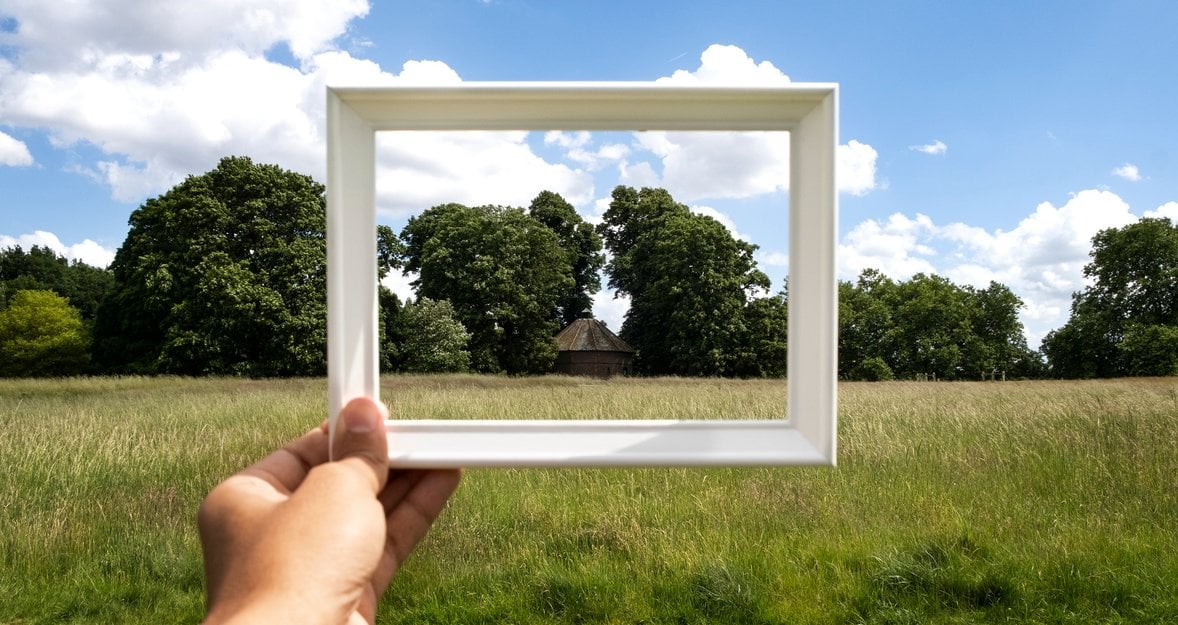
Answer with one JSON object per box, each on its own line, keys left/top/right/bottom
{"left": 1, "top": 376, "right": 1175, "bottom": 624}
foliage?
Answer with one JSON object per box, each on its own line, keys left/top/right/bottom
{"left": 0, "top": 245, "right": 113, "bottom": 322}
{"left": 0, "top": 289, "right": 90, "bottom": 376}
{"left": 395, "top": 297, "right": 472, "bottom": 373}
{"left": 400, "top": 203, "right": 573, "bottom": 374}
{"left": 851, "top": 356, "right": 894, "bottom": 381}
{"left": 91, "top": 156, "right": 328, "bottom": 376}
{"left": 527, "top": 191, "right": 604, "bottom": 326}
{"left": 734, "top": 291, "right": 789, "bottom": 377}
{"left": 598, "top": 186, "right": 772, "bottom": 376}
{"left": 1043, "top": 217, "right": 1178, "bottom": 377}
{"left": 839, "top": 270, "right": 1038, "bottom": 380}
{"left": 1118, "top": 323, "right": 1178, "bottom": 376}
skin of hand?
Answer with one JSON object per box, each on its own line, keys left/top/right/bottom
{"left": 197, "top": 397, "right": 461, "bottom": 625}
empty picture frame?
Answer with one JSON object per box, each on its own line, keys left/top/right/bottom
{"left": 326, "top": 82, "right": 837, "bottom": 467}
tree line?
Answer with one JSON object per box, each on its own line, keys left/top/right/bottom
{"left": 3, "top": 156, "right": 1176, "bottom": 378}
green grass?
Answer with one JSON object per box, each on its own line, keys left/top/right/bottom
{"left": 1, "top": 376, "right": 1176, "bottom": 624}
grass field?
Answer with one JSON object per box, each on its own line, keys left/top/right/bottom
{"left": 1, "top": 375, "right": 1176, "bottom": 624}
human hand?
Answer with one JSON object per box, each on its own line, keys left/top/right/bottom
{"left": 198, "top": 397, "right": 461, "bottom": 625}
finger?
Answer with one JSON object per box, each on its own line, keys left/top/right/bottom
{"left": 326, "top": 397, "right": 391, "bottom": 495}
{"left": 239, "top": 422, "right": 330, "bottom": 495}
{"left": 372, "top": 468, "right": 461, "bottom": 590}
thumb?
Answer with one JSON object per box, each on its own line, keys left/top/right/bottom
{"left": 330, "top": 397, "right": 391, "bottom": 494}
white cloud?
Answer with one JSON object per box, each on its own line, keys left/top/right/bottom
{"left": 0, "top": 2, "right": 589, "bottom": 214}
{"left": 755, "top": 250, "right": 789, "bottom": 268}
{"left": 838, "top": 212, "right": 939, "bottom": 280}
{"left": 1111, "top": 163, "right": 1142, "bottom": 182}
{"left": 545, "top": 130, "right": 630, "bottom": 172}
{"left": 0, "top": 130, "right": 34, "bottom": 166}
{"left": 380, "top": 268, "right": 417, "bottom": 303}
{"left": 837, "top": 140, "right": 878, "bottom": 196}
{"left": 375, "top": 130, "right": 594, "bottom": 216}
{"left": 656, "top": 44, "right": 791, "bottom": 86}
{"left": 910, "top": 139, "right": 947, "bottom": 155}
{"left": 591, "top": 289, "right": 630, "bottom": 334}
{"left": 635, "top": 45, "right": 876, "bottom": 201}
{"left": 0, "top": 230, "right": 116, "bottom": 268}
{"left": 837, "top": 189, "right": 1140, "bottom": 346}
{"left": 1144, "top": 201, "right": 1178, "bottom": 221}
{"left": 617, "top": 159, "right": 659, "bottom": 188}
{"left": 0, "top": 0, "right": 368, "bottom": 70}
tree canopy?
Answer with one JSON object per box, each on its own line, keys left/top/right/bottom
{"left": 527, "top": 191, "right": 604, "bottom": 325}
{"left": 598, "top": 186, "right": 775, "bottom": 376}
{"left": 92, "top": 156, "right": 328, "bottom": 376}
{"left": 0, "top": 289, "right": 90, "bottom": 377}
{"left": 839, "top": 270, "right": 1040, "bottom": 380}
{"left": 1042, "top": 217, "right": 1178, "bottom": 377}
{"left": 0, "top": 245, "right": 112, "bottom": 323}
{"left": 400, "top": 202, "right": 573, "bottom": 374}
{"left": 395, "top": 297, "right": 472, "bottom": 374}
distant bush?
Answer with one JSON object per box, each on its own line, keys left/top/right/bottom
{"left": 0, "top": 289, "right": 90, "bottom": 377}
{"left": 850, "top": 356, "right": 894, "bottom": 381}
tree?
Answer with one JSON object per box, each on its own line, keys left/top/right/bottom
{"left": 838, "top": 270, "right": 895, "bottom": 379}
{"left": 838, "top": 269, "right": 1037, "bottom": 380}
{"left": 736, "top": 289, "right": 789, "bottom": 378}
{"left": 1043, "top": 217, "right": 1178, "bottom": 377}
{"left": 400, "top": 203, "right": 573, "bottom": 374}
{"left": 598, "top": 186, "right": 769, "bottom": 376}
{"left": 396, "top": 297, "right": 472, "bottom": 373}
{"left": 92, "top": 156, "right": 328, "bottom": 376}
{"left": 0, "top": 290, "right": 90, "bottom": 377}
{"left": 1119, "top": 323, "right": 1178, "bottom": 376}
{"left": 528, "top": 191, "right": 604, "bottom": 325}
{"left": 0, "top": 245, "right": 113, "bottom": 323}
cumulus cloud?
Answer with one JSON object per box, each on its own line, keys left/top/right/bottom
{"left": 1111, "top": 163, "right": 1142, "bottom": 182}
{"left": 0, "top": 129, "right": 33, "bottom": 166}
{"left": 591, "top": 289, "right": 630, "bottom": 334}
{"left": 0, "top": 230, "right": 116, "bottom": 268}
{"left": 837, "top": 140, "right": 879, "bottom": 196}
{"left": 838, "top": 189, "right": 1141, "bottom": 346}
{"left": 0, "top": 3, "right": 589, "bottom": 212}
{"left": 0, "top": 0, "right": 368, "bottom": 69}
{"left": 623, "top": 44, "right": 877, "bottom": 201}
{"left": 1144, "top": 201, "right": 1178, "bottom": 221}
{"left": 656, "top": 44, "right": 791, "bottom": 86}
{"left": 376, "top": 130, "right": 594, "bottom": 215}
{"left": 910, "top": 139, "right": 947, "bottom": 155}
{"left": 838, "top": 213, "right": 939, "bottom": 280}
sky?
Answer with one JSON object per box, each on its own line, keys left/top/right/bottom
{"left": 1, "top": 1, "right": 1176, "bottom": 347}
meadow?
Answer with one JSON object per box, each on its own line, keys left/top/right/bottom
{"left": 1, "top": 375, "right": 1175, "bottom": 624}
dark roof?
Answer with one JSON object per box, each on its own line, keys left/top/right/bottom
{"left": 555, "top": 318, "right": 634, "bottom": 353}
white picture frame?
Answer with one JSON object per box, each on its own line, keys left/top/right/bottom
{"left": 326, "top": 82, "right": 837, "bottom": 467}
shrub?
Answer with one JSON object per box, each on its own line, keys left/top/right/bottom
{"left": 0, "top": 290, "right": 90, "bottom": 377}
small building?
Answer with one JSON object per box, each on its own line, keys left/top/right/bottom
{"left": 554, "top": 318, "right": 635, "bottom": 378}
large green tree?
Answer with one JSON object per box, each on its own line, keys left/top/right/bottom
{"left": 598, "top": 186, "right": 770, "bottom": 376}
{"left": 0, "top": 245, "right": 112, "bottom": 323}
{"left": 1042, "top": 217, "right": 1178, "bottom": 377}
{"left": 527, "top": 191, "right": 604, "bottom": 325}
{"left": 400, "top": 203, "right": 573, "bottom": 374}
{"left": 0, "top": 289, "right": 90, "bottom": 377}
{"left": 93, "top": 156, "right": 327, "bottom": 376}
{"left": 838, "top": 270, "right": 1038, "bottom": 380}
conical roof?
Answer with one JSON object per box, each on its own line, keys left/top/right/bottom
{"left": 555, "top": 318, "right": 634, "bottom": 353}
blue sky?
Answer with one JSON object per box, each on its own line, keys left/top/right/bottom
{"left": 1, "top": 1, "right": 1176, "bottom": 345}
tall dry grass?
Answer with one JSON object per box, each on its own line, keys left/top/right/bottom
{"left": 1, "top": 376, "right": 1175, "bottom": 623}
